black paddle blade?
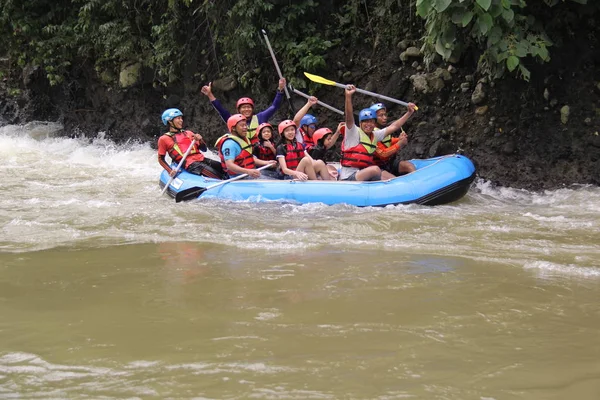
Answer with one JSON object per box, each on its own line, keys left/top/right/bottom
{"left": 175, "top": 187, "right": 207, "bottom": 203}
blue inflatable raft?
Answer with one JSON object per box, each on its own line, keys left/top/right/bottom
{"left": 159, "top": 154, "right": 476, "bottom": 207}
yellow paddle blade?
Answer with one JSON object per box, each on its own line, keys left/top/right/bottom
{"left": 304, "top": 72, "right": 337, "bottom": 86}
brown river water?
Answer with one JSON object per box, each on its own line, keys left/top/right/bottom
{"left": 1, "top": 123, "right": 599, "bottom": 399}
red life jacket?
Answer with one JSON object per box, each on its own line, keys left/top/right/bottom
{"left": 301, "top": 128, "right": 315, "bottom": 152}
{"left": 164, "top": 130, "right": 204, "bottom": 164}
{"left": 341, "top": 128, "right": 377, "bottom": 169}
{"left": 253, "top": 141, "right": 276, "bottom": 161}
{"left": 215, "top": 133, "right": 255, "bottom": 174}
{"left": 282, "top": 141, "right": 305, "bottom": 171}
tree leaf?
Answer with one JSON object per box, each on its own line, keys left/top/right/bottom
{"left": 487, "top": 26, "right": 503, "bottom": 46}
{"left": 451, "top": 9, "right": 465, "bottom": 24}
{"left": 433, "top": 0, "right": 452, "bottom": 12}
{"left": 518, "top": 64, "right": 531, "bottom": 81}
{"left": 416, "top": 0, "right": 433, "bottom": 17}
{"left": 537, "top": 45, "right": 549, "bottom": 61}
{"left": 515, "top": 41, "right": 528, "bottom": 57}
{"left": 462, "top": 11, "right": 474, "bottom": 27}
{"left": 478, "top": 13, "right": 493, "bottom": 35}
{"left": 506, "top": 55, "right": 519, "bottom": 71}
{"left": 476, "top": 0, "right": 492, "bottom": 11}
{"left": 502, "top": 8, "right": 514, "bottom": 23}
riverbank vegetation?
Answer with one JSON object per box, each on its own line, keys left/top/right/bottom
{"left": 0, "top": 0, "right": 596, "bottom": 89}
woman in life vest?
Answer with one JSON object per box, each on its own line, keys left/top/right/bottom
{"left": 339, "top": 85, "right": 416, "bottom": 181}
{"left": 276, "top": 120, "right": 333, "bottom": 181}
{"left": 200, "top": 78, "right": 287, "bottom": 144}
{"left": 215, "top": 114, "right": 277, "bottom": 179}
{"left": 157, "top": 108, "right": 225, "bottom": 179}
{"left": 370, "top": 103, "right": 415, "bottom": 177}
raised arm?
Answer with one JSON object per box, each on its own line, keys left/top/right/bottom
{"left": 293, "top": 96, "right": 318, "bottom": 127}
{"left": 326, "top": 122, "right": 345, "bottom": 149}
{"left": 201, "top": 82, "right": 231, "bottom": 122}
{"left": 382, "top": 103, "right": 417, "bottom": 137}
{"left": 345, "top": 85, "right": 356, "bottom": 129}
{"left": 256, "top": 78, "right": 286, "bottom": 123}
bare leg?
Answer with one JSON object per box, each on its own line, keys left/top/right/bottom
{"left": 398, "top": 161, "right": 416, "bottom": 175}
{"left": 313, "top": 160, "right": 334, "bottom": 180}
{"left": 297, "top": 157, "right": 317, "bottom": 180}
{"left": 381, "top": 170, "right": 395, "bottom": 180}
{"left": 355, "top": 166, "right": 382, "bottom": 181}
{"left": 326, "top": 164, "right": 339, "bottom": 180}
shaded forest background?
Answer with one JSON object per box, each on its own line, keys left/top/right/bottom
{"left": 0, "top": 0, "right": 599, "bottom": 189}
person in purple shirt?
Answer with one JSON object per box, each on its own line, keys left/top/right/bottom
{"left": 201, "top": 78, "right": 287, "bottom": 145}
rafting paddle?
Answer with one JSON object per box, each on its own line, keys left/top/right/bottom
{"left": 175, "top": 164, "right": 273, "bottom": 203}
{"left": 288, "top": 84, "right": 344, "bottom": 115}
{"left": 261, "top": 29, "right": 295, "bottom": 114}
{"left": 304, "top": 72, "right": 418, "bottom": 110}
{"left": 160, "top": 140, "right": 196, "bottom": 196}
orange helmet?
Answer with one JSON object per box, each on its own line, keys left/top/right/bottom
{"left": 278, "top": 119, "right": 297, "bottom": 135}
{"left": 257, "top": 123, "right": 273, "bottom": 139}
{"left": 227, "top": 114, "right": 246, "bottom": 133}
{"left": 312, "top": 127, "right": 333, "bottom": 144}
{"left": 236, "top": 97, "right": 254, "bottom": 109}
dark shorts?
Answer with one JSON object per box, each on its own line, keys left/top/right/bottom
{"left": 377, "top": 157, "right": 399, "bottom": 176}
{"left": 339, "top": 171, "right": 357, "bottom": 181}
{"left": 186, "top": 159, "right": 227, "bottom": 179}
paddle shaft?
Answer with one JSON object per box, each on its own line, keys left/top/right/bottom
{"left": 330, "top": 82, "right": 410, "bottom": 107}
{"left": 160, "top": 137, "right": 196, "bottom": 195}
{"left": 289, "top": 86, "right": 344, "bottom": 115}
{"left": 175, "top": 164, "right": 273, "bottom": 202}
{"left": 261, "top": 29, "right": 294, "bottom": 112}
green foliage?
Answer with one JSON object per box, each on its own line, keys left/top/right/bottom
{"left": 416, "top": 0, "right": 592, "bottom": 81}
{"left": 0, "top": 0, "right": 596, "bottom": 90}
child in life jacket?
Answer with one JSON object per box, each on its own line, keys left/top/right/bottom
{"left": 252, "top": 122, "right": 281, "bottom": 179}
{"left": 276, "top": 120, "right": 333, "bottom": 181}
{"left": 308, "top": 122, "right": 344, "bottom": 180}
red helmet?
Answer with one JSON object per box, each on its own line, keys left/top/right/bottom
{"left": 312, "top": 128, "right": 333, "bottom": 144}
{"left": 278, "top": 119, "right": 297, "bottom": 135}
{"left": 236, "top": 97, "right": 254, "bottom": 109}
{"left": 257, "top": 123, "right": 273, "bottom": 138}
{"left": 227, "top": 114, "right": 246, "bottom": 133}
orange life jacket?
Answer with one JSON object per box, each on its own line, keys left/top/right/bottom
{"left": 215, "top": 133, "right": 255, "bottom": 174}
{"left": 373, "top": 135, "right": 400, "bottom": 166}
{"left": 341, "top": 128, "right": 377, "bottom": 169}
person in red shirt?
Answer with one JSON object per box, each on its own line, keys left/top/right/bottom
{"left": 157, "top": 108, "right": 225, "bottom": 179}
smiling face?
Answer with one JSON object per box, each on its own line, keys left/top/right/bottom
{"left": 234, "top": 120, "right": 248, "bottom": 137}
{"left": 260, "top": 127, "right": 273, "bottom": 141}
{"left": 171, "top": 116, "right": 183, "bottom": 130}
{"left": 283, "top": 126, "right": 296, "bottom": 142}
{"left": 359, "top": 119, "right": 376, "bottom": 134}
{"left": 238, "top": 104, "right": 253, "bottom": 118}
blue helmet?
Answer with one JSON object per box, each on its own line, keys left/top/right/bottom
{"left": 161, "top": 108, "right": 183, "bottom": 125}
{"left": 358, "top": 108, "right": 377, "bottom": 122}
{"left": 370, "top": 103, "right": 386, "bottom": 113}
{"left": 300, "top": 114, "right": 318, "bottom": 127}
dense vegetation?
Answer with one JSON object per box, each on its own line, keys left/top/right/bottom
{"left": 0, "top": 0, "right": 597, "bottom": 91}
